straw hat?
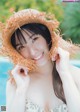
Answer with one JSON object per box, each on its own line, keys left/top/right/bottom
{"left": 0, "top": 9, "right": 77, "bottom": 72}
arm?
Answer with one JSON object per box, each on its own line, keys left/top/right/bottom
{"left": 9, "top": 84, "right": 28, "bottom": 112}
{"left": 6, "top": 79, "right": 16, "bottom": 112}
{"left": 6, "top": 65, "right": 30, "bottom": 112}
{"left": 60, "top": 70, "right": 80, "bottom": 112}
{"left": 53, "top": 47, "right": 80, "bottom": 112}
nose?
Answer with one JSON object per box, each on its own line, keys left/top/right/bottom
{"left": 29, "top": 46, "right": 37, "bottom": 58}
{"left": 27, "top": 40, "right": 38, "bottom": 58}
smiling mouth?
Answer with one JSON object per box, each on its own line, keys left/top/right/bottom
{"left": 33, "top": 52, "right": 44, "bottom": 61}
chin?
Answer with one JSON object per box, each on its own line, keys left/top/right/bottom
{"left": 35, "top": 52, "right": 49, "bottom": 67}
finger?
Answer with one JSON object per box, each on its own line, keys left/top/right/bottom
{"left": 11, "top": 71, "right": 23, "bottom": 87}
{"left": 52, "top": 56, "right": 56, "bottom": 61}
{"left": 16, "top": 64, "right": 28, "bottom": 75}
{"left": 19, "top": 68, "right": 28, "bottom": 76}
{"left": 51, "top": 51, "right": 58, "bottom": 61}
{"left": 52, "top": 55, "right": 59, "bottom": 61}
{"left": 11, "top": 66, "right": 23, "bottom": 85}
{"left": 22, "top": 66, "right": 28, "bottom": 75}
{"left": 57, "top": 47, "right": 69, "bottom": 58}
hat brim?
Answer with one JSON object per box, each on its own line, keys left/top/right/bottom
{"left": 1, "top": 9, "right": 59, "bottom": 71}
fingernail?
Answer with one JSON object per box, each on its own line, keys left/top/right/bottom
{"left": 52, "top": 57, "right": 55, "bottom": 61}
{"left": 20, "top": 68, "right": 24, "bottom": 73}
{"left": 25, "top": 69, "right": 28, "bottom": 75}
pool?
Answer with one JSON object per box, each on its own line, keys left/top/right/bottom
{"left": 0, "top": 58, "right": 80, "bottom": 111}
{"left": 0, "top": 60, "right": 13, "bottom": 107}
{"left": 0, "top": 57, "right": 14, "bottom": 111}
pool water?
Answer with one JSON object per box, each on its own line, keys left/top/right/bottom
{"left": 0, "top": 60, "right": 80, "bottom": 106}
{"left": 0, "top": 61, "right": 13, "bottom": 106}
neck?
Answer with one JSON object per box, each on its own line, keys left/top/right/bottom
{"left": 32, "top": 60, "right": 54, "bottom": 80}
{"left": 38, "top": 61, "right": 53, "bottom": 74}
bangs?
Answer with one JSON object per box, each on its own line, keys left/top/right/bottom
{"left": 11, "top": 28, "right": 35, "bottom": 49}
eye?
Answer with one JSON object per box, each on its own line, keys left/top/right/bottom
{"left": 32, "top": 37, "right": 38, "bottom": 43}
{"left": 17, "top": 45, "right": 24, "bottom": 51}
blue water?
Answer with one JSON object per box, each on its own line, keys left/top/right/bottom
{"left": 0, "top": 61, "right": 13, "bottom": 105}
{"left": 0, "top": 60, "right": 80, "bottom": 106}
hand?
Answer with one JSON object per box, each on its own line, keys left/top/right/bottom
{"left": 52, "top": 47, "right": 70, "bottom": 75}
{"left": 11, "top": 64, "right": 30, "bottom": 91}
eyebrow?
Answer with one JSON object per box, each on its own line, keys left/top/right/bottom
{"left": 15, "top": 44, "right": 21, "bottom": 47}
{"left": 22, "top": 29, "right": 36, "bottom": 39}
{"left": 29, "top": 33, "right": 36, "bottom": 38}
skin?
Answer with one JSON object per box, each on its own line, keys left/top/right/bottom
{"left": 6, "top": 30, "right": 80, "bottom": 112}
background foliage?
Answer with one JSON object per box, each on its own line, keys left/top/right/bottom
{"left": 60, "top": 3, "right": 80, "bottom": 44}
{"left": 0, "top": 0, "right": 80, "bottom": 45}
{"left": 0, "top": 0, "right": 63, "bottom": 22}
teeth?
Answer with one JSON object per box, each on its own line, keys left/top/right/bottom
{"left": 34, "top": 54, "right": 43, "bottom": 60}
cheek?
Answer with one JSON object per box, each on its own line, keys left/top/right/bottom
{"left": 40, "top": 39, "right": 49, "bottom": 51}
{"left": 35, "top": 42, "right": 49, "bottom": 52}
{"left": 40, "top": 41, "right": 49, "bottom": 50}
{"left": 34, "top": 37, "right": 49, "bottom": 51}
{"left": 19, "top": 50, "right": 30, "bottom": 58}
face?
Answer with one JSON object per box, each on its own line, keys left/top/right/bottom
{"left": 15, "top": 30, "right": 50, "bottom": 67}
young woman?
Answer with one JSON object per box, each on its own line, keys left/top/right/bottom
{"left": 0, "top": 9, "right": 80, "bottom": 112}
